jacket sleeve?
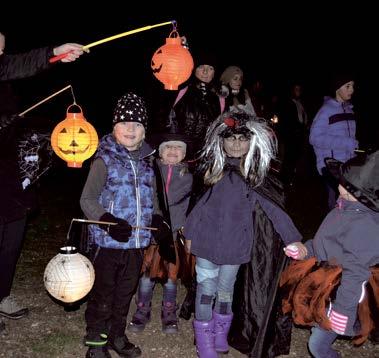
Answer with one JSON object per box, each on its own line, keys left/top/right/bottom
{"left": 0, "top": 47, "right": 53, "bottom": 81}
{"left": 332, "top": 222, "right": 376, "bottom": 316}
{"left": 80, "top": 158, "right": 108, "bottom": 220}
{"left": 309, "top": 109, "right": 357, "bottom": 151}
{"left": 255, "top": 192, "right": 302, "bottom": 245}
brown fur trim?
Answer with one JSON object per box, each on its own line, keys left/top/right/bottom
{"left": 280, "top": 258, "right": 317, "bottom": 314}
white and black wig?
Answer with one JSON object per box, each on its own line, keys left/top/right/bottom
{"left": 199, "top": 111, "right": 277, "bottom": 187}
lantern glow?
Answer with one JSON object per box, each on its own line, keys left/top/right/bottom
{"left": 151, "top": 31, "right": 194, "bottom": 90}
{"left": 51, "top": 105, "right": 98, "bottom": 168}
{"left": 44, "top": 246, "right": 95, "bottom": 303}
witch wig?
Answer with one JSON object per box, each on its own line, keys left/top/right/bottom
{"left": 199, "top": 111, "right": 277, "bottom": 187}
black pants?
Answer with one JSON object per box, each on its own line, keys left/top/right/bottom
{"left": 85, "top": 247, "right": 143, "bottom": 339}
{"left": 0, "top": 217, "right": 27, "bottom": 300}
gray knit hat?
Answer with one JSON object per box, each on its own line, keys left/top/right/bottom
{"left": 220, "top": 66, "right": 243, "bottom": 85}
{"left": 113, "top": 92, "right": 148, "bottom": 128}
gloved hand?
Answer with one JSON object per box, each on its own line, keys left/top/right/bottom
{"left": 99, "top": 212, "right": 132, "bottom": 243}
{"left": 151, "top": 214, "right": 171, "bottom": 244}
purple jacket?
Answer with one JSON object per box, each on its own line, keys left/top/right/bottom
{"left": 309, "top": 97, "right": 358, "bottom": 174}
{"left": 185, "top": 169, "right": 302, "bottom": 265}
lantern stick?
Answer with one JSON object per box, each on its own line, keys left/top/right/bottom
{"left": 49, "top": 20, "right": 175, "bottom": 63}
{"left": 71, "top": 218, "right": 158, "bottom": 231}
{"left": 18, "top": 85, "right": 73, "bottom": 117}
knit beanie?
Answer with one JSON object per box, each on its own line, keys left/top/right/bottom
{"left": 220, "top": 66, "right": 243, "bottom": 85}
{"left": 113, "top": 92, "right": 148, "bottom": 128}
{"left": 330, "top": 73, "right": 354, "bottom": 93}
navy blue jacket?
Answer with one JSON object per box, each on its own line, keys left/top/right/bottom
{"left": 185, "top": 167, "right": 302, "bottom": 265}
{"left": 305, "top": 198, "right": 379, "bottom": 335}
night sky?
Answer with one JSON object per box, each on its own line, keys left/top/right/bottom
{"left": 2, "top": 5, "right": 377, "bottom": 145}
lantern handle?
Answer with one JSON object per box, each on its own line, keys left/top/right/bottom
{"left": 66, "top": 103, "right": 83, "bottom": 115}
{"left": 168, "top": 30, "right": 180, "bottom": 39}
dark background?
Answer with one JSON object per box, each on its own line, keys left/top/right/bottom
{"left": 2, "top": 5, "right": 377, "bottom": 146}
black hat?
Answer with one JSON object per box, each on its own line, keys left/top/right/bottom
{"left": 329, "top": 73, "right": 354, "bottom": 94}
{"left": 192, "top": 48, "right": 218, "bottom": 70}
{"left": 113, "top": 92, "right": 148, "bottom": 128}
{"left": 325, "top": 150, "right": 379, "bottom": 212}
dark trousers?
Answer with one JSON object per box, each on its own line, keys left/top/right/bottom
{"left": 0, "top": 217, "right": 27, "bottom": 300}
{"left": 85, "top": 247, "right": 143, "bottom": 339}
{"left": 321, "top": 167, "right": 339, "bottom": 211}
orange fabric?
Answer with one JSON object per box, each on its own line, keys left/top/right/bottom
{"left": 280, "top": 261, "right": 379, "bottom": 345}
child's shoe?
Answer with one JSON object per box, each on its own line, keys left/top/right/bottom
{"left": 85, "top": 347, "right": 111, "bottom": 358}
{"left": 161, "top": 301, "right": 178, "bottom": 334}
{"left": 108, "top": 335, "right": 141, "bottom": 357}
{"left": 127, "top": 302, "right": 151, "bottom": 332}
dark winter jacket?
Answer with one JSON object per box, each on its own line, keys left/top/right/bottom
{"left": 172, "top": 81, "right": 221, "bottom": 155}
{"left": 309, "top": 96, "right": 357, "bottom": 174}
{"left": 81, "top": 135, "right": 156, "bottom": 249}
{"left": 0, "top": 47, "right": 53, "bottom": 223}
{"left": 155, "top": 160, "right": 193, "bottom": 232}
{"left": 185, "top": 165, "right": 302, "bottom": 264}
{"left": 305, "top": 198, "right": 379, "bottom": 336}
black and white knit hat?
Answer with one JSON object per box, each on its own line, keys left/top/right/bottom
{"left": 113, "top": 92, "right": 148, "bottom": 128}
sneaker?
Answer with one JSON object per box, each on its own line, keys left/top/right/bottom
{"left": 0, "top": 296, "right": 29, "bottom": 319}
{"left": 127, "top": 302, "right": 151, "bottom": 333}
{"left": 85, "top": 347, "right": 111, "bottom": 358}
{"left": 109, "top": 336, "right": 141, "bottom": 357}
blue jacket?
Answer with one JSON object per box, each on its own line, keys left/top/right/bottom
{"left": 89, "top": 134, "right": 155, "bottom": 249}
{"left": 309, "top": 97, "right": 357, "bottom": 174}
{"left": 305, "top": 198, "right": 379, "bottom": 336}
{"left": 185, "top": 166, "right": 302, "bottom": 265}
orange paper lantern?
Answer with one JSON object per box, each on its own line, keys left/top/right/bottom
{"left": 51, "top": 104, "right": 98, "bottom": 168}
{"left": 151, "top": 31, "right": 194, "bottom": 90}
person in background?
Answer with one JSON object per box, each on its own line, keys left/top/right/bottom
{"left": 219, "top": 65, "right": 256, "bottom": 116}
{"left": 309, "top": 74, "right": 357, "bottom": 210}
{"left": 128, "top": 133, "right": 193, "bottom": 334}
{"left": 0, "top": 31, "right": 83, "bottom": 332}
{"left": 80, "top": 92, "right": 171, "bottom": 358}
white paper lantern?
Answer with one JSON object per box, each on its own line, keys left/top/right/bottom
{"left": 44, "top": 246, "right": 95, "bottom": 303}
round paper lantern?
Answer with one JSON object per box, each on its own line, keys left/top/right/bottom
{"left": 51, "top": 104, "right": 98, "bottom": 168}
{"left": 44, "top": 246, "right": 95, "bottom": 303}
{"left": 151, "top": 31, "right": 194, "bottom": 90}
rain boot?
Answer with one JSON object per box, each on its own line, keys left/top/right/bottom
{"left": 213, "top": 311, "right": 233, "bottom": 353}
{"left": 127, "top": 301, "right": 151, "bottom": 332}
{"left": 193, "top": 319, "right": 218, "bottom": 358}
{"left": 161, "top": 301, "right": 178, "bottom": 333}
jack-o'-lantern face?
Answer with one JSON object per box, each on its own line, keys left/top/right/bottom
{"left": 57, "top": 124, "right": 91, "bottom": 156}
{"left": 51, "top": 113, "right": 98, "bottom": 168}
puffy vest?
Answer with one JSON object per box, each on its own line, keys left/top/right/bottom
{"left": 89, "top": 135, "right": 155, "bottom": 249}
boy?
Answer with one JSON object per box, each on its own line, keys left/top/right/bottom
{"left": 80, "top": 92, "right": 170, "bottom": 358}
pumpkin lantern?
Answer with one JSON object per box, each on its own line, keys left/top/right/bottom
{"left": 151, "top": 30, "right": 194, "bottom": 90}
{"left": 51, "top": 104, "right": 98, "bottom": 168}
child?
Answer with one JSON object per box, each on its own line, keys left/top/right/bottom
{"left": 184, "top": 111, "right": 306, "bottom": 357}
{"left": 309, "top": 74, "right": 357, "bottom": 210}
{"left": 80, "top": 92, "right": 170, "bottom": 358}
{"left": 284, "top": 150, "right": 379, "bottom": 358}
{"left": 128, "top": 133, "right": 193, "bottom": 334}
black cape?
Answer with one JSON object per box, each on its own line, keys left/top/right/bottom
{"left": 228, "top": 174, "right": 292, "bottom": 357}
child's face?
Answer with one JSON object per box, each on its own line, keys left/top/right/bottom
{"left": 113, "top": 122, "right": 145, "bottom": 151}
{"left": 223, "top": 134, "right": 250, "bottom": 158}
{"left": 160, "top": 143, "right": 186, "bottom": 165}
{"left": 336, "top": 81, "right": 354, "bottom": 102}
